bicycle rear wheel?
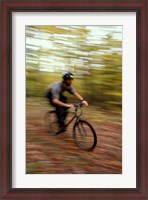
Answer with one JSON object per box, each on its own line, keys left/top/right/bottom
{"left": 44, "top": 110, "right": 61, "bottom": 134}
{"left": 73, "top": 120, "right": 97, "bottom": 151}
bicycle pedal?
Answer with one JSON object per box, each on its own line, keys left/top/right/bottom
{"left": 56, "top": 128, "right": 67, "bottom": 135}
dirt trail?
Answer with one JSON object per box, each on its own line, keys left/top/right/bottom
{"left": 26, "top": 98, "right": 122, "bottom": 174}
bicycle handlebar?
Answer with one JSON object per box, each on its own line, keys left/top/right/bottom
{"left": 74, "top": 102, "right": 84, "bottom": 108}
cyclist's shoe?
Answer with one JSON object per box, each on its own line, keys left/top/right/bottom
{"left": 60, "top": 124, "right": 67, "bottom": 132}
{"left": 61, "top": 128, "right": 67, "bottom": 132}
{"left": 56, "top": 123, "right": 67, "bottom": 134}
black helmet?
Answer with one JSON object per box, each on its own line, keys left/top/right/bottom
{"left": 63, "top": 72, "right": 74, "bottom": 80}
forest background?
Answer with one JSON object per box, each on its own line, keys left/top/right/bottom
{"left": 26, "top": 25, "right": 122, "bottom": 112}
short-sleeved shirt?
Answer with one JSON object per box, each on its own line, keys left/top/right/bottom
{"left": 47, "top": 82, "right": 75, "bottom": 99}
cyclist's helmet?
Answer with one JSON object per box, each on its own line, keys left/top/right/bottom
{"left": 63, "top": 72, "right": 74, "bottom": 80}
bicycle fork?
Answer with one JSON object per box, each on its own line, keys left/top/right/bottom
{"left": 74, "top": 118, "right": 87, "bottom": 138}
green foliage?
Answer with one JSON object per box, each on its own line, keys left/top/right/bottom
{"left": 26, "top": 26, "right": 122, "bottom": 112}
{"left": 26, "top": 69, "right": 60, "bottom": 97}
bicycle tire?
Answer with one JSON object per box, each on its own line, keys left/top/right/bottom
{"left": 73, "top": 120, "right": 97, "bottom": 151}
{"left": 44, "top": 110, "right": 61, "bottom": 134}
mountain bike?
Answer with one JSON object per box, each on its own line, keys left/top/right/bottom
{"left": 44, "top": 103, "right": 97, "bottom": 151}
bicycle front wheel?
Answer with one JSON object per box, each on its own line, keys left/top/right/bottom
{"left": 73, "top": 120, "right": 97, "bottom": 151}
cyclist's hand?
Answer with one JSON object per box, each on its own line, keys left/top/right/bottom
{"left": 82, "top": 100, "right": 88, "bottom": 106}
{"left": 66, "top": 104, "right": 75, "bottom": 109}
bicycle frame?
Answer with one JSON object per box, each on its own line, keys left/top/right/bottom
{"left": 45, "top": 103, "right": 97, "bottom": 150}
{"left": 60, "top": 104, "right": 83, "bottom": 130}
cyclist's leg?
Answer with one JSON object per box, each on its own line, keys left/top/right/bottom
{"left": 54, "top": 94, "right": 68, "bottom": 127}
{"left": 56, "top": 107, "right": 65, "bottom": 127}
{"left": 46, "top": 92, "right": 68, "bottom": 128}
{"left": 59, "top": 94, "right": 68, "bottom": 121}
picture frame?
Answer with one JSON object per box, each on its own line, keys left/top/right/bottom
{"left": 0, "top": 0, "right": 147, "bottom": 199}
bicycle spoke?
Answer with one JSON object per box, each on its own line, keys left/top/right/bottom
{"left": 73, "top": 120, "right": 97, "bottom": 151}
{"left": 44, "top": 111, "right": 61, "bottom": 134}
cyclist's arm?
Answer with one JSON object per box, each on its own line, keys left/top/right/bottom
{"left": 52, "top": 98, "right": 73, "bottom": 108}
{"left": 73, "top": 92, "right": 84, "bottom": 101}
{"left": 73, "top": 92, "right": 88, "bottom": 106}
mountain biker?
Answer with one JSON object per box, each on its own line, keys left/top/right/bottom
{"left": 46, "top": 72, "right": 88, "bottom": 129}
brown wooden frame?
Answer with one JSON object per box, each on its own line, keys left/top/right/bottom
{"left": 0, "top": 0, "right": 147, "bottom": 199}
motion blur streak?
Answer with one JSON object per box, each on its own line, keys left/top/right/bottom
{"left": 26, "top": 26, "right": 122, "bottom": 174}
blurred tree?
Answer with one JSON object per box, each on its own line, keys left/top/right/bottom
{"left": 85, "top": 35, "right": 122, "bottom": 110}
{"left": 26, "top": 26, "right": 122, "bottom": 111}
